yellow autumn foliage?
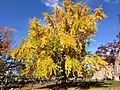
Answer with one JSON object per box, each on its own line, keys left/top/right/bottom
{"left": 11, "top": 0, "right": 107, "bottom": 78}
{"left": 82, "top": 56, "right": 108, "bottom": 71}
{"left": 65, "top": 56, "right": 82, "bottom": 77}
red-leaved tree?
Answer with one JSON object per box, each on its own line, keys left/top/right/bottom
{"left": 96, "top": 33, "right": 120, "bottom": 65}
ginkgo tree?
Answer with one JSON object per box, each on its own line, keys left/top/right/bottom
{"left": 11, "top": 0, "right": 107, "bottom": 82}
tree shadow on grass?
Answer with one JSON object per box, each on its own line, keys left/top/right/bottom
{"left": 38, "top": 81, "right": 111, "bottom": 90}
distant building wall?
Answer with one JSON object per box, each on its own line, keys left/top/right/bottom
{"left": 92, "top": 51, "right": 120, "bottom": 81}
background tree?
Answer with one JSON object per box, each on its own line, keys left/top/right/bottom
{"left": 96, "top": 22, "right": 120, "bottom": 65}
{"left": 0, "top": 27, "right": 13, "bottom": 73}
{"left": 96, "top": 39, "right": 120, "bottom": 65}
{"left": 11, "top": 0, "right": 107, "bottom": 83}
{"left": 0, "top": 27, "right": 22, "bottom": 80}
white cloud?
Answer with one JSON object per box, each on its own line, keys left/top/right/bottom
{"left": 104, "top": 0, "right": 110, "bottom": 2}
{"left": 0, "top": 27, "right": 19, "bottom": 32}
{"left": 42, "top": 0, "right": 61, "bottom": 8}
{"left": 104, "top": 0, "right": 120, "bottom": 4}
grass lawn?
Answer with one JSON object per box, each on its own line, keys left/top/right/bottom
{"left": 14, "top": 80, "right": 120, "bottom": 90}
{"left": 68, "top": 81, "right": 120, "bottom": 90}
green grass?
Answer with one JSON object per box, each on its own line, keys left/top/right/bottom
{"left": 107, "top": 81, "right": 120, "bottom": 87}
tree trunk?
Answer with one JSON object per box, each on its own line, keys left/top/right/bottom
{"left": 61, "top": 52, "right": 67, "bottom": 90}
{"left": 61, "top": 59, "right": 66, "bottom": 84}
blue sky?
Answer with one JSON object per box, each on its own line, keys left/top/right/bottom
{"left": 0, "top": 0, "right": 120, "bottom": 52}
